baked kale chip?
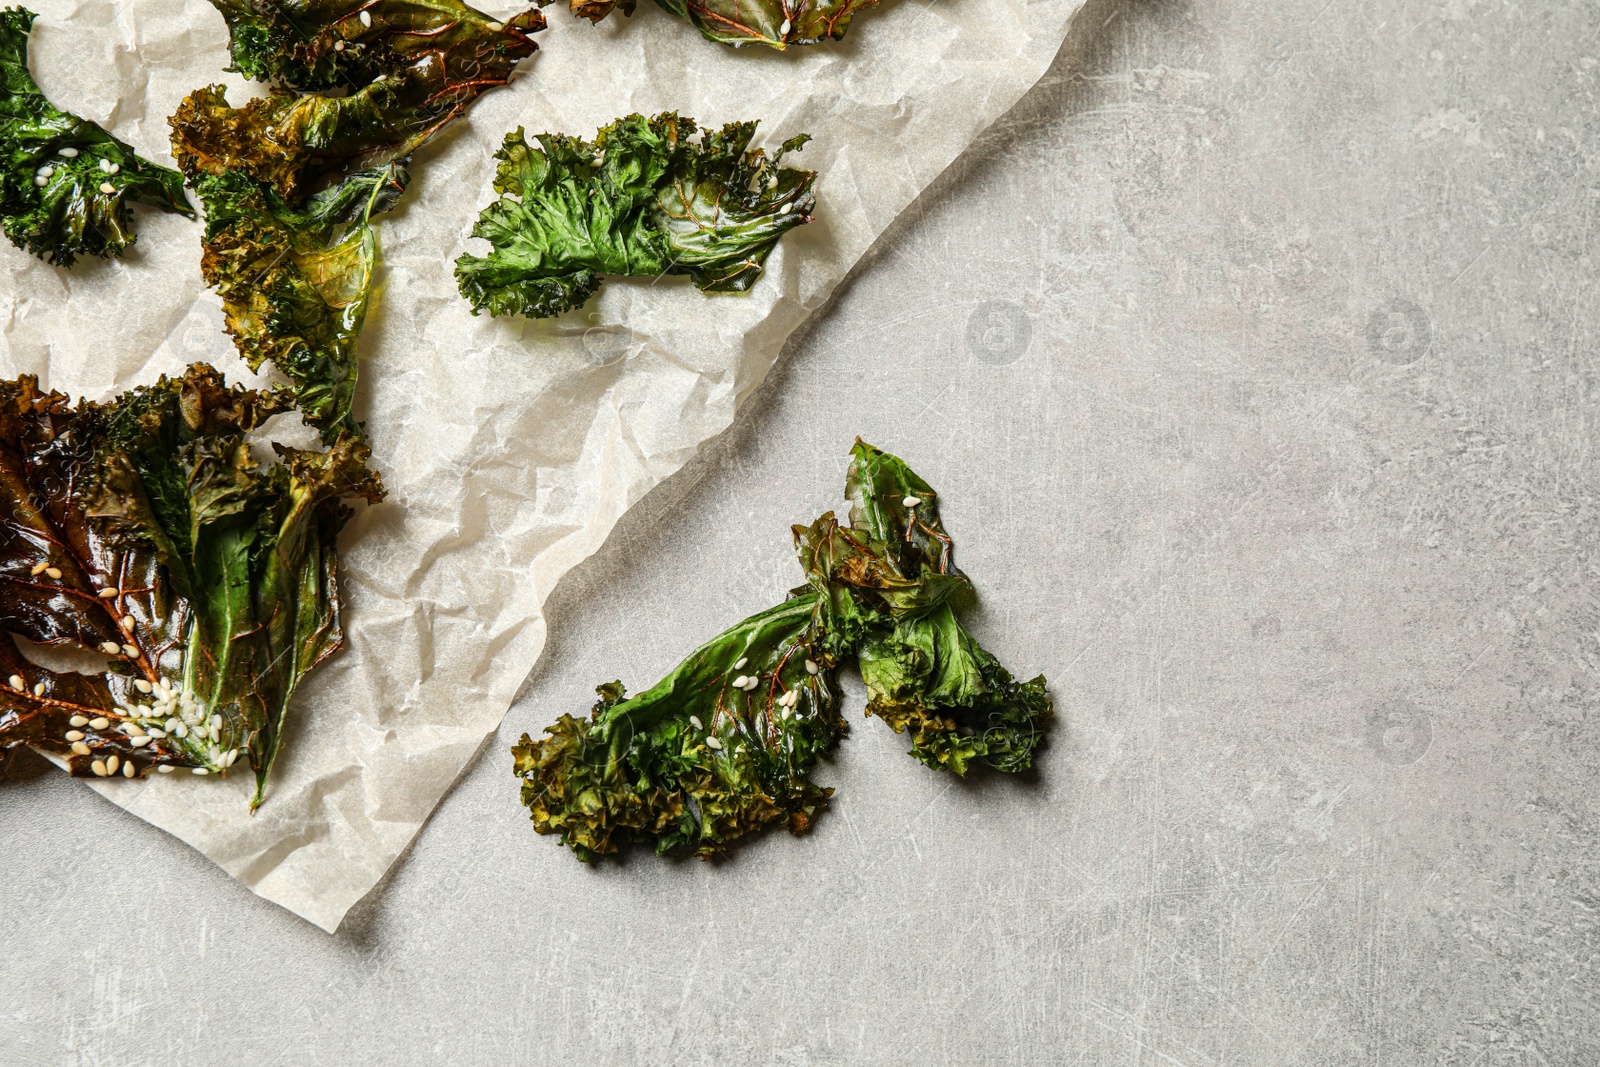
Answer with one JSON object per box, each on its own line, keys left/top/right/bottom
{"left": 513, "top": 441, "right": 1050, "bottom": 861}
{"left": 0, "top": 7, "right": 192, "bottom": 266}
{"left": 171, "top": 4, "right": 544, "bottom": 203}
{"left": 541, "top": 0, "right": 883, "bottom": 49}
{"left": 455, "top": 113, "right": 816, "bottom": 320}
{"left": 0, "top": 365, "right": 384, "bottom": 808}
{"left": 195, "top": 163, "right": 409, "bottom": 442}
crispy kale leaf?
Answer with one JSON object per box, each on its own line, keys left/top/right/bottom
{"left": 0, "top": 7, "right": 192, "bottom": 266}
{"left": 544, "top": 0, "right": 882, "bottom": 49}
{"left": 195, "top": 163, "right": 409, "bottom": 442}
{"left": 171, "top": 5, "right": 544, "bottom": 203}
{"left": 514, "top": 597, "right": 846, "bottom": 860}
{"left": 0, "top": 365, "right": 383, "bottom": 808}
{"left": 455, "top": 113, "right": 816, "bottom": 319}
{"left": 516, "top": 441, "right": 1050, "bottom": 861}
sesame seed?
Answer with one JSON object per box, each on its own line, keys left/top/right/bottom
{"left": 164, "top": 718, "right": 179, "bottom": 732}
{"left": 334, "top": 39, "right": 346, "bottom": 50}
{"left": 706, "top": 736, "right": 724, "bottom": 750}
{"left": 486, "top": 20, "right": 503, "bottom": 29}
{"left": 780, "top": 17, "right": 791, "bottom": 34}
{"left": 33, "top": 175, "right": 46, "bottom": 186}
{"left": 99, "top": 182, "right": 115, "bottom": 194}
{"left": 31, "top": 682, "right": 44, "bottom": 697}
{"left": 6, "top": 675, "right": 21, "bottom": 690}
{"left": 124, "top": 722, "right": 145, "bottom": 737}
{"left": 767, "top": 175, "right": 777, "bottom": 189}
{"left": 120, "top": 617, "right": 136, "bottom": 632}
{"left": 71, "top": 741, "right": 90, "bottom": 756}
{"left": 65, "top": 730, "right": 84, "bottom": 742}
{"left": 359, "top": 9, "right": 371, "bottom": 25}
{"left": 105, "top": 754, "right": 119, "bottom": 774}
{"left": 35, "top": 165, "right": 52, "bottom": 177}
{"left": 225, "top": 748, "right": 239, "bottom": 767}
{"left": 732, "top": 674, "right": 749, "bottom": 689}
{"left": 122, "top": 644, "right": 138, "bottom": 658}
{"left": 100, "top": 642, "right": 121, "bottom": 654}
{"left": 130, "top": 736, "right": 150, "bottom": 748}
{"left": 174, "top": 724, "right": 188, "bottom": 739}
{"left": 734, "top": 658, "right": 748, "bottom": 669}
{"left": 689, "top": 715, "right": 703, "bottom": 730}
{"left": 98, "top": 587, "right": 117, "bottom": 598}
{"left": 146, "top": 729, "right": 164, "bottom": 739}
{"left": 192, "top": 768, "right": 208, "bottom": 775}
{"left": 134, "top": 679, "right": 152, "bottom": 693}
{"left": 30, "top": 561, "right": 47, "bottom": 575}
{"left": 69, "top": 715, "right": 89, "bottom": 727}
{"left": 106, "top": 162, "right": 119, "bottom": 175}
{"left": 779, "top": 203, "right": 792, "bottom": 214}
{"left": 903, "top": 495, "right": 921, "bottom": 507}
{"left": 98, "top": 157, "right": 111, "bottom": 172}
{"left": 91, "top": 759, "right": 108, "bottom": 777}
{"left": 157, "top": 764, "right": 173, "bottom": 773}
{"left": 805, "top": 659, "right": 818, "bottom": 675}
{"left": 89, "top": 717, "right": 109, "bottom": 730}
{"left": 45, "top": 567, "right": 61, "bottom": 579}
{"left": 122, "top": 761, "right": 135, "bottom": 777}
{"left": 58, "top": 147, "right": 77, "bottom": 157}
{"left": 210, "top": 714, "right": 222, "bottom": 733}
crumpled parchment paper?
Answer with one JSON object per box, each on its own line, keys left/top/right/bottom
{"left": 0, "top": 0, "right": 1086, "bottom": 931}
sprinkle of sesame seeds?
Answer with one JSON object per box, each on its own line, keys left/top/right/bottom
{"left": 779, "top": 17, "right": 791, "bottom": 33}
{"left": 192, "top": 767, "right": 208, "bottom": 775}
{"left": 134, "top": 679, "right": 152, "bottom": 694}
{"left": 72, "top": 741, "right": 91, "bottom": 756}
{"left": 734, "top": 657, "right": 748, "bottom": 669}
{"left": 6, "top": 675, "right": 21, "bottom": 690}
{"left": 59, "top": 147, "right": 77, "bottom": 157}
{"left": 359, "top": 9, "right": 372, "bottom": 25}
{"left": 157, "top": 764, "right": 173, "bottom": 773}
{"left": 130, "top": 736, "right": 150, "bottom": 748}
{"left": 106, "top": 754, "right": 119, "bottom": 774}
{"left": 689, "top": 715, "right": 703, "bottom": 730}
{"left": 45, "top": 567, "right": 61, "bottom": 579}
{"left": 89, "top": 717, "right": 109, "bottom": 730}
{"left": 65, "top": 730, "right": 84, "bottom": 742}
{"left": 100, "top": 642, "right": 121, "bottom": 654}
{"left": 732, "top": 674, "right": 749, "bottom": 689}
{"left": 705, "top": 736, "right": 723, "bottom": 750}
{"left": 123, "top": 761, "right": 135, "bottom": 777}
{"left": 70, "top": 715, "right": 89, "bottom": 727}
{"left": 98, "top": 587, "right": 117, "bottom": 598}
{"left": 91, "top": 759, "right": 108, "bottom": 776}
{"left": 805, "top": 659, "right": 818, "bottom": 675}
{"left": 122, "top": 644, "right": 138, "bottom": 658}
{"left": 99, "top": 182, "right": 115, "bottom": 194}
{"left": 32, "top": 682, "right": 44, "bottom": 696}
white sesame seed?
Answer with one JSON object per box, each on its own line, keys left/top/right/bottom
{"left": 122, "top": 645, "right": 138, "bottom": 658}
{"left": 31, "top": 682, "right": 44, "bottom": 697}
{"left": 45, "top": 567, "right": 61, "bottom": 579}
{"left": 210, "top": 714, "right": 222, "bottom": 733}
{"left": 89, "top": 717, "right": 109, "bottom": 730}
{"left": 734, "top": 657, "right": 748, "bottom": 669}
{"left": 99, "top": 182, "right": 115, "bottom": 194}
{"left": 805, "top": 659, "right": 818, "bottom": 675}
{"left": 71, "top": 741, "right": 90, "bottom": 756}
{"left": 486, "top": 20, "right": 503, "bottom": 29}
{"left": 7, "top": 675, "right": 22, "bottom": 690}
{"left": 91, "top": 759, "right": 108, "bottom": 777}
{"left": 732, "top": 674, "right": 749, "bottom": 689}
{"left": 192, "top": 768, "right": 208, "bottom": 775}
{"left": 766, "top": 175, "right": 777, "bottom": 189}
{"left": 97, "top": 587, "right": 117, "bottom": 598}
{"left": 157, "top": 764, "right": 173, "bottom": 773}
{"left": 689, "top": 715, "right": 703, "bottom": 730}
{"left": 32, "top": 175, "right": 46, "bottom": 186}
{"left": 334, "top": 39, "right": 346, "bottom": 50}
{"left": 36, "top": 165, "right": 52, "bottom": 177}
{"left": 65, "top": 730, "right": 84, "bottom": 742}
{"left": 30, "top": 561, "right": 47, "bottom": 576}
{"left": 225, "top": 748, "right": 239, "bottom": 767}
{"left": 122, "top": 761, "right": 135, "bottom": 777}
{"left": 359, "top": 9, "right": 372, "bottom": 25}
{"left": 58, "top": 147, "right": 77, "bottom": 157}
{"left": 133, "top": 679, "right": 152, "bottom": 693}
{"left": 705, "top": 736, "right": 723, "bottom": 750}
{"left": 780, "top": 17, "right": 791, "bottom": 34}
{"left": 781, "top": 706, "right": 792, "bottom": 718}
{"left": 98, "top": 157, "right": 111, "bottom": 173}
{"left": 903, "top": 495, "right": 921, "bottom": 507}
{"left": 146, "top": 728, "right": 164, "bottom": 739}
{"left": 164, "top": 718, "right": 179, "bottom": 732}
{"left": 123, "top": 722, "right": 145, "bottom": 737}
{"left": 69, "top": 715, "right": 88, "bottom": 727}
{"left": 120, "top": 617, "right": 135, "bottom": 632}
{"left": 174, "top": 724, "right": 188, "bottom": 739}
{"left": 100, "top": 642, "right": 121, "bottom": 654}
{"left": 779, "top": 203, "right": 792, "bottom": 215}
{"left": 130, "top": 735, "right": 150, "bottom": 748}
{"left": 105, "top": 754, "right": 119, "bottom": 774}
{"left": 106, "top": 162, "right": 119, "bottom": 175}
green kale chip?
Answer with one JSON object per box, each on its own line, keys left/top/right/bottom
{"left": 542, "top": 0, "right": 883, "bottom": 49}
{"left": 455, "top": 113, "right": 816, "bottom": 320}
{"left": 195, "top": 163, "right": 409, "bottom": 442}
{"left": 0, "top": 7, "right": 192, "bottom": 266}
{"left": 0, "top": 364, "right": 384, "bottom": 808}
{"left": 513, "top": 440, "right": 1050, "bottom": 861}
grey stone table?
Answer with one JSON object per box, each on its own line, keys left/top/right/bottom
{"left": 4, "top": 0, "right": 1597, "bottom": 1063}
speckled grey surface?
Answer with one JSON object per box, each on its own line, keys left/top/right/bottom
{"left": 5, "top": 0, "right": 1599, "bottom": 1062}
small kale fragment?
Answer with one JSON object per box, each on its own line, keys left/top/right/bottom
{"left": 542, "top": 0, "right": 882, "bottom": 49}
{"left": 514, "top": 440, "right": 1050, "bottom": 862}
{"left": 455, "top": 113, "right": 816, "bottom": 320}
{"left": 0, "top": 365, "right": 384, "bottom": 808}
{"left": 0, "top": 7, "right": 192, "bottom": 266}
{"left": 195, "top": 163, "right": 409, "bottom": 442}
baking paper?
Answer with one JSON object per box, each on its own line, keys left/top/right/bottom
{"left": 0, "top": 0, "right": 1086, "bottom": 930}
